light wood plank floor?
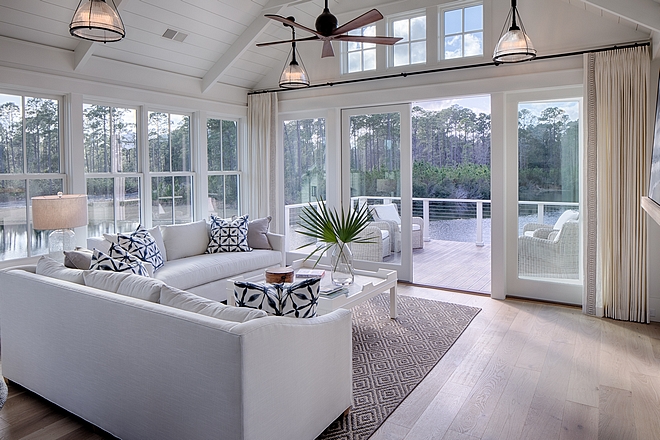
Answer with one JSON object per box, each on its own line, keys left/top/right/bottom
{"left": 2, "top": 285, "right": 660, "bottom": 440}
{"left": 413, "top": 241, "right": 491, "bottom": 293}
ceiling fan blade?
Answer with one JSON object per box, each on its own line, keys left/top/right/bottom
{"left": 321, "top": 40, "right": 335, "bottom": 58}
{"left": 256, "top": 36, "right": 320, "bottom": 47}
{"left": 264, "top": 14, "right": 322, "bottom": 37}
{"left": 334, "top": 35, "right": 403, "bottom": 45}
{"left": 332, "top": 9, "right": 383, "bottom": 35}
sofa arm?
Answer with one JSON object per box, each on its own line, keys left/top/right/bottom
{"left": 237, "top": 309, "right": 353, "bottom": 440}
{"left": 266, "top": 232, "right": 284, "bottom": 252}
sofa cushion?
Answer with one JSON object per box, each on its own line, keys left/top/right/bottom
{"left": 553, "top": 210, "right": 579, "bottom": 231}
{"left": 90, "top": 248, "right": 149, "bottom": 277}
{"left": 36, "top": 256, "right": 84, "bottom": 284}
{"left": 159, "top": 284, "right": 267, "bottom": 322}
{"left": 161, "top": 220, "right": 209, "bottom": 260}
{"left": 64, "top": 248, "right": 93, "bottom": 270}
{"left": 247, "top": 216, "right": 272, "bottom": 250}
{"left": 207, "top": 215, "right": 251, "bottom": 253}
{"left": 153, "top": 249, "right": 282, "bottom": 291}
{"left": 83, "top": 270, "right": 164, "bottom": 302}
{"left": 234, "top": 277, "right": 320, "bottom": 318}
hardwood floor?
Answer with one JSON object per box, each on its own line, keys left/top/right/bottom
{"left": 2, "top": 285, "right": 659, "bottom": 440}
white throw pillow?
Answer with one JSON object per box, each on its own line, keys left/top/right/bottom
{"left": 161, "top": 220, "right": 209, "bottom": 260}
{"left": 553, "top": 210, "right": 579, "bottom": 231}
{"left": 372, "top": 204, "right": 401, "bottom": 224}
{"left": 103, "top": 226, "right": 166, "bottom": 261}
{"left": 36, "top": 256, "right": 84, "bottom": 285}
{"left": 159, "top": 284, "right": 266, "bottom": 322}
{"left": 83, "top": 270, "right": 163, "bottom": 302}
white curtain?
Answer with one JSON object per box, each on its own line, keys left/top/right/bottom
{"left": 246, "top": 93, "right": 278, "bottom": 223}
{"left": 584, "top": 46, "right": 649, "bottom": 322}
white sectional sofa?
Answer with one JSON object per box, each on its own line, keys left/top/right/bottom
{"left": 0, "top": 264, "right": 353, "bottom": 440}
{"left": 87, "top": 219, "right": 284, "bottom": 302}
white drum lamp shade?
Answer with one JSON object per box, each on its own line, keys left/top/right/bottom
{"left": 32, "top": 193, "right": 88, "bottom": 260}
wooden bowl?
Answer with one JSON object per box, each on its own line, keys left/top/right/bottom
{"left": 265, "top": 267, "right": 294, "bottom": 284}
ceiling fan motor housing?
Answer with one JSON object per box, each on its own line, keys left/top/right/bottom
{"left": 315, "top": 9, "right": 338, "bottom": 36}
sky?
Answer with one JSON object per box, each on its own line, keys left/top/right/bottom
{"left": 414, "top": 95, "right": 581, "bottom": 121}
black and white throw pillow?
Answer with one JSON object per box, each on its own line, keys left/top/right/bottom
{"left": 115, "top": 225, "right": 164, "bottom": 270}
{"left": 90, "top": 248, "right": 149, "bottom": 277}
{"left": 233, "top": 277, "right": 320, "bottom": 318}
{"left": 207, "top": 215, "right": 251, "bottom": 253}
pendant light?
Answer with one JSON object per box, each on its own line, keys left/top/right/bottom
{"left": 279, "top": 20, "right": 310, "bottom": 89}
{"left": 493, "top": 0, "right": 536, "bottom": 63}
{"left": 70, "top": 0, "right": 125, "bottom": 43}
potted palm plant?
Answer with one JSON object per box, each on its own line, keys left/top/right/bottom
{"left": 297, "top": 198, "right": 374, "bottom": 286}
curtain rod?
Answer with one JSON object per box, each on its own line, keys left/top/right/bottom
{"left": 247, "top": 40, "right": 650, "bottom": 96}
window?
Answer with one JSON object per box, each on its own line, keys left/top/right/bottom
{"left": 148, "top": 111, "right": 193, "bottom": 225}
{"left": 207, "top": 118, "right": 240, "bottom": 218}
{"left": 0, "top": 93, "right": 62, "bottom": 260}
{"left": 83, "top": 104, "right": 140, "bottom": 237}
{"left": 342, "top": 25, "right": 377, "bottom": 74}
{"left": 283, "top": 118, "right": 326, "bottom": 251}
{"left": 441, "top": 3, "right": 483, "bottom": 60}
{"left": 390, "top": 13, "right": 426, "bottom": 67}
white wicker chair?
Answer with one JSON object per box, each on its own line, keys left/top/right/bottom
{"left": 518, "top": 220, "right": 579, "bottom": 278}
{"left": 369, "top": 204, "right": 424, "bottom": 251}
{"left": 352, "top": 222, "right": 392, "bottom": 262}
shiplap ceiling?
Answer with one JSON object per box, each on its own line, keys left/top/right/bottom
{"left": 0, "top": 0, "right": 657, "bottom": 93}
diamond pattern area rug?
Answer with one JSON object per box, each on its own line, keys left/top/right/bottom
{"left": 317, "top": 293, "right": 481, "bottom": 440}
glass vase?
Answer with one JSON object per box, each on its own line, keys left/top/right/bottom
{"left": 331, "top": 241, "right": 354, "bottom": 286}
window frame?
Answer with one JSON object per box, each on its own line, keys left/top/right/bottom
{"left": 388, "top": 10, "right": 427, "bottom": 68}
{"left": 206, "top": 116, "right": 242, "bottom": 219}
{"left": 439, "top": 1, "right": 484, "bottom": 61}
{"left": 340, "top": 24, "right": 378, "bottom": 74}
{"left": 82, "top": 101, "right": 142, "bottom": 236}
{"left": 0, "top": 90, "right": 64, "bottom": 260}
{"left": 146, "top": 109, "right": 195, "bottom": 226}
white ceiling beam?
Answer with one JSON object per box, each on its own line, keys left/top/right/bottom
{"left": 201, "top": 0, "right": 312, "bottom": 94}
{"left": 72, "top": 0, "right": 133, "bottom": 71}
{"left": 582, "top": 0, "right": 660, "bottom": 33}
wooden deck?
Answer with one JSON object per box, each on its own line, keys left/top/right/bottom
{"left": 412, "top": 239, "right": 491, "bottom": 294}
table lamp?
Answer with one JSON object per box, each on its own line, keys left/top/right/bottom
{"left": 32, "top": 192, "right": 88, "bottom": 261}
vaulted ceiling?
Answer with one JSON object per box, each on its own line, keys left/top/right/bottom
{"left": 0, "top": 0, "right": 658, "bottom": 96}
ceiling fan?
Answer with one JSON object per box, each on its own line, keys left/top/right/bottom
{"left": 256, "top": 0, "right": 402, "bottom": 58}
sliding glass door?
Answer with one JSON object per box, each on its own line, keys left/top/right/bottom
{"left": 506, "top": 89, "right": 583, "bottom": 304}
{"left": 342, "top": 104, "right": 413, "bottom": 281}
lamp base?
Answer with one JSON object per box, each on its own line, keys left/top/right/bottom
{"left": 48, "top": 228, "right": 76, "bottom": 263}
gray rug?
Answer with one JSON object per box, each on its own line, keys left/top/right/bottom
{"left": 317, "top": 293, "right": 481, "bottom": 440}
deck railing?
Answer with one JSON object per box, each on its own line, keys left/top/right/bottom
{"left": 284, "top": 198, "right": 580, "bottom": 251}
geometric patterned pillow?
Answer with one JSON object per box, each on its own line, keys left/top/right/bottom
{"left": 108, "top": 243, "right": 153, "bottom": 276}
{"left": 90, "top": 248, "right": 149, "bottom": 277}
{"left": 115, "top": 225, "right": 164, "bottom": 270}
{"left": 233, "top": 277, "right": 320, "bottom": 318}
{"left": 207, "top": 214, "right": 251, "bottom": 253}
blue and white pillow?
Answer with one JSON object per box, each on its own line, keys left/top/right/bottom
{"left": 207, "top": 215, "right": 251, "bottom": 253}
{"left": 234, "top": 277, "right": 320, "bottom": 318}
{"left": 115, "top": 225, "right": 164, "bottom": 270}
{"left": 90, "top": 248, "right": 149, "bottom": 277}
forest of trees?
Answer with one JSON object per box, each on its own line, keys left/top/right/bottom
{"left": 284, "top": 103, "right": 579, "bottom": 207}
{"left": 0, "top": 97, "right": 60, "bottom": 175}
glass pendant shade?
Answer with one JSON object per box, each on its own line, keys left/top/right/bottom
{"left": 70, "top": 0, "right": 125, "bottom": 42}
{"left": 279, "top": 47, "right": 310, "bottom": 89}
{"left": 493, "top": 0, "right": 536, "bottom": 63}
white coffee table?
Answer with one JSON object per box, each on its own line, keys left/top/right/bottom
{"left": 227, "top": 259, "right": 398, "bottom": 319}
